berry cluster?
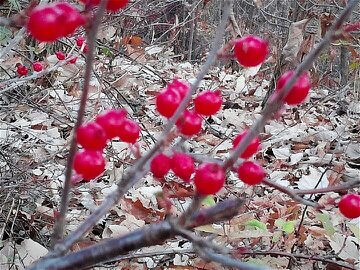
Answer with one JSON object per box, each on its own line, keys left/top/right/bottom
{"left": 27, "top": 2, "right": 85, "bottom": 42}
{"left": 73, "top": 109, "right": 140, "bottom": 181}
{"left": 150, "top": 152, "right": 225, "bottom": 195}
{"left": 156, "top": 79, "right": 223, "bottom": 137}
{"left": 16, "top": 62, "right": 44, "bottom": 77}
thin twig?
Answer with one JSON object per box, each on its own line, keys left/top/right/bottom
{"left": 240, "top": 251, "right": 358, "bottom": 270}
{"left": 51, "top": 0, "right": 109, "bottom": 247}
{"left": 295, "top": 179, "right": 360, "bottom": 195}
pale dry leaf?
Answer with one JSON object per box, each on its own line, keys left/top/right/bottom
{"left": 282, "top": 19, "right": 311, "bottom": 62}
{"left": 272, "top": 147, "right": 291, "bottom": 160}
{"left": 327, "top": 233, "right": 360, "bottom": 262}
{"left": 16, "top": 239, "right": 48, "bottom": 267}
{"left": 298, "top": 166, "right": 329, "bottom": 191}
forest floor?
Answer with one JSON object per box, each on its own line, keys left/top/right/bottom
{"left": 0, "top": 30, "right": 359, "bottom": 270}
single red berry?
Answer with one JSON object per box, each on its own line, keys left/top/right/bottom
{"left": 32, "top": 62, "right": 43, "bottom": 72}
{"left": 276, "top": 70, "right": 312, "bottom": 105}
{"left": 27, "top": 5, "right": 62, "bottom": 42}
{"left": 167, "top": 79, "right": 190, "bottom": 99}
{"left": 53, "top": 2, "right": 85, "bottom": 37}
{"left": 176, "top": 110, "right": 202, "bottom": 136}
{"left": 95, "top": 109, "right": 127, "bottom": 139}
{"left": 234, "top": 35, "right": 269, "bottom": 67}
{"left": 150, "top": 153, "right": 171, "bottom": 178}
{"left": 68, "top": 56, "right": 78, "bottom": 64}
{"left": 194, "top": 163, "right": 225, "bottom": 195}
{"left": 232, "top": 130, "right": 261, "bottom": 159}
{"left": 194, "top": 90, "right": 222, "bottom": 116}
{"left": 171, "top": 153, "right": 195, "bottom": 182}
{"left": 156, "top": 89, "right": 181, "bottom": 118}
{"left": 118, "top": 118, "right": 140, "bottom": 144}
{"left": 338, "top": 194, "right": 360, "bottom": 219}
{"left": 73, "top": 150, "right": 106, "bottom": 181}
{"left": 82, "top": 44, "right": 89, "bottom": 53}
{"left": 237, "top": 161, "right": 266, "bottom": 185}
{"left": 77, "top": 122, "right": 107, "bottom": 150}
{"left": 56, "top": 51, "right": 66, "bottom": 60}
{"left": 79, "top": 0, "right": 128, "bottom": 12}
{"left": 76, "top": 36, "right": 86, "bottom": 47}
{"left": 106, "top": 0, "right": 129, "bottom": 12}
{"left": 16, "top": 65, "right": 28, "bottom": 76}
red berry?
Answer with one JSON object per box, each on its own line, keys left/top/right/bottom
{"left": 27, "top": 3, "right": 84, "bottom": 42}
{"left": 79, "top": 0, "right": 128, "bottom": 12}
{"left": 232, "top": 130, "right": 261, "bottom": 159}
{"left": 106, "top": 0, "right": 129, "bottom": 12}
{"left": 95, "top": 109, "right": 127, "bottom": 139}
{"left": 56, "top": 51, "right": 66, "bottom": 60}
{"left": 167, "top": 79, "right": 190, "bottom": 99}
{"left": 76, "top": 36, "right": 86, "bottom": 47}
{"left": 52, "top": 3, "right": 85, "bottom": 37}
{"left": 194, "top": 90, "right": 222, "bottom": 116}
{"left": 171, "top": 153, "right": 195, "bottom": 182}
{"left": 32, "top": 62, "right": 43, "bottom": 72}
{"left": 176, "top": 110, "right": 202, "bottom": 136}
{"left": 338, "top": 194, "right": 360, "bottom": 219}
{"left": 237, "top": 161, "right": 266, "bottom": 185}
{"left": 16, "top": 65, "right": 28, "bottom": 76}
{"left": 276, "top": 70, "right": 311, "bottom": 105}
{"left": 27, "top": 6, "right": 62, "bottom": 42}
{"left": 150, "top": 153, "right": 171, "bottom": 178}
{"left": 77, "top": 122, "right": 107, "bottom": 150}
{"left": 73, "top": 150, "right": 105, "bottom": 181}
{"left": 234, "top": 35, "right": 269, "bottom": 67}
{"left": 156, "top": 89, "right": 181, "bottom": 118}
{"left": 118, "top": 118, "right": 140, "bottom": 144}
{"left": 194, "top": 163, "right": 225, "bottom": 195}
{"left": 68, "top": 56, "right": 78, "bottom": 64}
{"left": 82, "top": 44, "right": 89, "bottom": 53}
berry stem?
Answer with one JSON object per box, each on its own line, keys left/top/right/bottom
{"left": 51, "top": 0, "right": 109, "bottom": 248}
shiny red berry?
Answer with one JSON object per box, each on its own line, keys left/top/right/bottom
{"left": 32, "top": 62, "right": 43, "bottom": 72}
{"left": 171, "top": 153, "right": 195, "bottom": 182}
{"left": 76, "top": 36, "right": 86, "bottom": 47}
{"left": 82, "top": 44, "right": 89, "bottom": 53}
{"left": 167, "top": 79, "right": 190, "bottom": 99}
{"left": 95, "top": 109, "right": 127, "bottom": 140}
{"left": 106, "top": 0, "right": 129, "bottom": 12}
{"left": 56, "top": 51, "right": 65, "bottom": 60}
{"left": 234, "top": 35, "right": 269, "bottom": 67}
{"left": 232, "top": 130, "right": 261, "bottom": 159}
{"left": 176, "top": 110, "right": 202, "bottom": 136}
{"left": 194, "top": 163, "right": 225, "bottom": 195}
{"left": 73, "top": 150, "right": 105, "bottom": 181}
{"left": 194, "top": 90, "right": 222, "bottom": 116}
{"left": 77, "top": 122, "right": 107, "bottom": 150}
{"left": 68, "top": 56, "right": 78, "bottom": 64}
{"left": 338, "top": 194, "right": 360, "bottom": 219}
{"left": 118, "top": 118, "right": 140, "bottom": 144}
{"left": 16, "top": 65, "right": 28, "bottom": 76}
{"left": 156, "top": 89, "right": 181, "bottom": 118}
{"left": 237, "top": 161, "right": 266, "bottom": 185}
{"left": 27, "top": 3, "right": 84, "bottom": 42}
{"left": 79, "top": 0, "right": 128, "bottom": 12}
{"left": 150, "top": 153, "right": 171, "bottom": 178}
{"left": 27, "top": 5, "right": 61, "bottom": 42}
{"left": 52, "top": 3, "right": 85, "bottom": 37}
{"left": 276, "top": 70, "right": 312, "bottom": 105}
